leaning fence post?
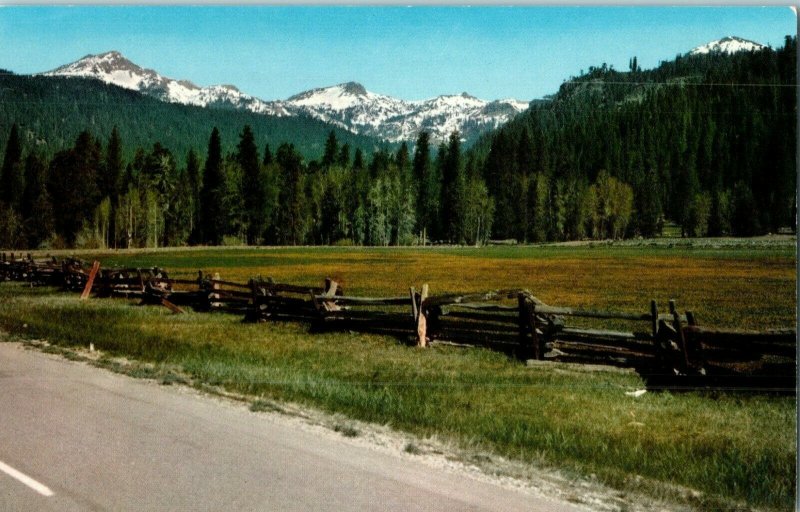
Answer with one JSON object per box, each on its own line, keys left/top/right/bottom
{"left": 410, "top": 287, "right": 418, "bottom": 322}
{"left": 80, "top": 260, "right": 101, "bottom": 300}
{"left": 669, "top": 299, "right": 690, "bottom": 371}
{"left": 416, "top": 284, "right": 429, "bottom": 347}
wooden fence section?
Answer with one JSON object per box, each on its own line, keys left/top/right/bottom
{"left": 0, "top": 255, "right": 795, "bottom": 391}
{"left": 315, "top": 282, "right": 420, "bottom": 338}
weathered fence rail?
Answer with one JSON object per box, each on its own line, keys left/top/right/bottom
{"left": 0, "top": 253, "right": 795, "bottom": 391}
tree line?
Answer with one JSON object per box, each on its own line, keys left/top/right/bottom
{"left": 0, "top": 119, "right": 653, "bottom": 249}
{"left": 0, "top": 38, "right": 795, "bottom": 249}
{"left": 0, "top": 123, "right": 473, "bottom": 248}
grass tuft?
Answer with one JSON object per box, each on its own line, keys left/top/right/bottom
{"left": 404, "top": 442, "right": 422, "bottom": 455}
{"left": 333, "top": 424, "right": 360, "bottom": 438}
{"left": 250, "top": 399, "right": 285, "bottom": 414}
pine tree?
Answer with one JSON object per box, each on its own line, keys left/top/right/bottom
{"left": 48, "top": 131, "right": 102, "bottom": 246}
{"left": 103, "top": 126, "right": 123, "bottom": 199}
{"left": 353, "top": 148, "right": 365, "bottom": 171}
{"left": 21, "top": 153, "right": 53, "bottom": 248}
{"left": 237, "top": 125, "right": 266, "bottom": 244}
{"left": 337, "top": 143, "right": 351, "bottom": 168}
{"left": 262, "top": 143, "right": 273, "bottom": 167}
{"left": 482, "top": 130, "right": 516, "bottom": 239}
{"left": 104, "top": 126, "right": 123, "bottom": 247}
{"left": 276, "top": 143, "right": 307, "bottom": 245}
{"left": 412, "top": 132, "right": 436, "bottom": 243}
{"left": 395, "top": 142, "right": 410, "bottom": 175}
{"left": 322, "top": 131, "right": 338, "bottom": 169}
{"left": 440, "top": 132, "right": 463, "bottom": 242}
{"left": 199, "top": 127, "right": 225, "bottom": 245}
{"left": 636, "top": 168, "right": 663, "bottom": 237}
{"left": 1, "top": 123, "right": 23, "bottom": 210}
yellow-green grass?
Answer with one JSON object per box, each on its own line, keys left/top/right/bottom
{"left": 73, "top": 244, "right": 795, "bottom": 329}
{"left": 1, "top": 243, "right": 795, "bottom": 509}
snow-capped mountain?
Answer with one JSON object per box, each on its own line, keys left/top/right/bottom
{"left": 690, "top": 36, "right": 766, "bottom": 55}
{"left": 42, "top": 51, "right": 529, "bottom": 143}
{"left": 43, "top": 51, "right": 290, "bottom": 116}
{"left": 284, "top": 83, "right": 529, "bottom": 143}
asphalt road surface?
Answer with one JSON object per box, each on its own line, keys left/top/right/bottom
{"left": 0, "top": 342, "right": 584, "bottom": 511}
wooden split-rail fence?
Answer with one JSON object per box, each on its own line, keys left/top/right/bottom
{"left": 1, "top": 253, "right": 795, "bottom": 391}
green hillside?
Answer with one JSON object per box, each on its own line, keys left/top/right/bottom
{"left": 0, "top": 73, "right": 386, "bottom": 163}
{"left": 470, "top": 36, "right": 797, "bottom": 240}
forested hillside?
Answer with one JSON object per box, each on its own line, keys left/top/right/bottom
{"left": 0, "top": 74, "right": 384, "bottom": 164}
{"left": 0, "top": 38, "right": 795, "bottom": 249}
{"left": 471, "top": 36, "right": 796, "bottom": 240}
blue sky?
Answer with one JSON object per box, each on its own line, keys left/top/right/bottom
{"left": 0, "top": 6, "right": 795, "bottom": 101}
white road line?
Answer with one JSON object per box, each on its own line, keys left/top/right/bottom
{"left": 0, "top": 460, "right": 54, "bottom": 497}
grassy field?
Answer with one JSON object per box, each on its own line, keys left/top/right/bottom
{"left": 0, "top": 243, "right": 795, "bottom": 510}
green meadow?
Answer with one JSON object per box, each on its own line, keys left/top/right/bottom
{"left": 1, "top": 242, "right": 795, "bottom": 510}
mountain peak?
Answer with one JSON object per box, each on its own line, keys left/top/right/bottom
{"left": 47, "top": 50, "right": 149, "bottom": 79}
{"left": 690, "top": 36, "right": 765, "bottom": 55}
{"left": 97, "top": 50, "right": 124, "bottom": 59}
{"left": 215, "top": 84, "right": 241, "bottom": 93}
{"left": 339, "top": 81, "right": 367, "bottom": 96}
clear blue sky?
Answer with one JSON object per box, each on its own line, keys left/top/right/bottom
{"left": 0, "top": 6, "right": 795, "bottom": 101}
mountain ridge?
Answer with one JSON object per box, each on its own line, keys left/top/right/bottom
{"left": 689, "top": 36, "right": 766, "bottom": 55}
{"left": 43, "top": 51, "right": 529, "bottom": 144}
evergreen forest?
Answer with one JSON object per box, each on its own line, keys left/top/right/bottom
{"left": 0, "top": 37, "right": 795, "bottom": 249}
{"left": 471, "top": 36, "right": 797, "bottom": 241}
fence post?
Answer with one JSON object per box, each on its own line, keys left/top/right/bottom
{"left": 516, "top": 293, "right": 534, "bottom": 361}
{"left": 416, "top": 284, "right": 429, "bottom": 347}
{"left": 531, "top": 300, "right": 542, "bottom": 360}
{"left": 210, "top": 272, "right": 221, "bottom": 309}
{"left": 410, "top": 287, "right": 418, "bottom": 322}
{"left": 80, "top": 260, "right": 101, "bottom": 300}
{"left": 669, "top": 299, "right": 690, "bottom": 371}
{"left": 650, "top": 300, "right": 658, "bottom": 340}
{"left": 320, "top": 279, "right": 340, "bottom": 312}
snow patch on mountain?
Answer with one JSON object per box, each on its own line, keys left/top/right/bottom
{"left": 43, "top": 51, "right": 529, "bottom": 143}
{"left": 690, "top": 36, "right": 766, "bottom": 55}
{"left": 284, "top": 86, "right": 529, "bottom": 142}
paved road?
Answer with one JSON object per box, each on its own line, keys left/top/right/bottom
{"left": 0, "top": 343, "right": 583, "bottom": 511}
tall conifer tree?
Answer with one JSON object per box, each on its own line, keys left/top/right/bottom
{"left": 276, "top": 143, "right": 306, "bottom": 245}
{"left": 237, "top": 125, "right": 266, "bottom": 244}
{"left": 1, "top": 123, "right": 23, "bottom": 209}
{"left": 199, "top": 127, "right": 225, "bottom": 245}
{"left": 440, "top": 132, "right": 463, "bottom": 242}
{"left": 22, "top": 153, "right": 53, "bottom": 248}
{"left": 322, "top": 131, "right": 338, "bottom": 169}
